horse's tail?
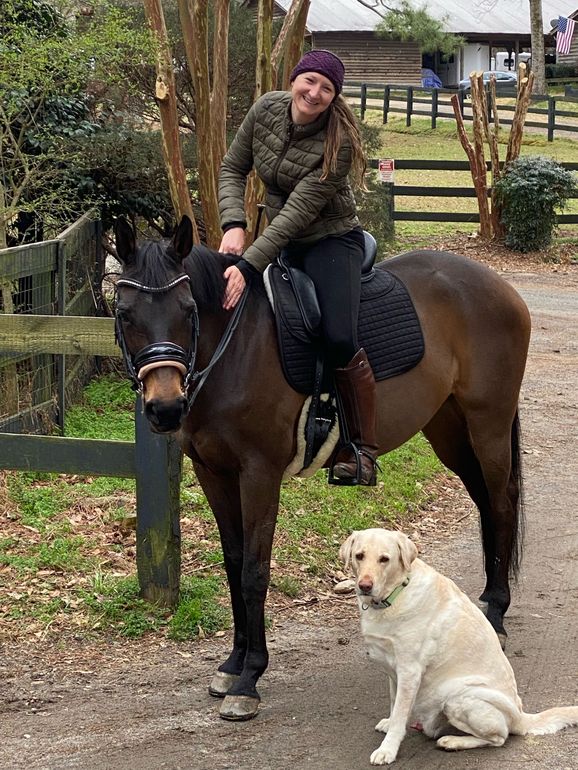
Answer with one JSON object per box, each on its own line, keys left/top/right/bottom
{"left": 509, "top": 410, "right": 525, "bottom": 579}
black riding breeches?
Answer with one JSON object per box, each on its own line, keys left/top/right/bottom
{"left": 286, "top": 227, "right": 365, "bottom": 369}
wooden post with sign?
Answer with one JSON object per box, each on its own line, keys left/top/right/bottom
{"left": 378, "top": 159, "right": 395, "bottom": 240}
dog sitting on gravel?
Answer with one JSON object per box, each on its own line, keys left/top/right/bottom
{"left": 340, "top": 528, "right": 578, "bottom": 766}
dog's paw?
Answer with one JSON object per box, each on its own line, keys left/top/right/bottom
{"left": 370, "top": 745, "right": 398, "bottom": 765}
{"left": 436, "top": 735, "right": 461, "bottom": 751}
{"left": 375, "top": 718, "right": 390, "bottom": 733}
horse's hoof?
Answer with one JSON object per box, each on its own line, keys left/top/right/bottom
{"left": 208, "top": 671, "right": 240, "bottom": 698}
{"left": 219, "top": 694, "right": 260, "bottom": 721}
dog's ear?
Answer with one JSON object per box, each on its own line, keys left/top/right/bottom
{"left": 339, "top": 532, "right": 358, "bottom": 572}
{"left": 397, "top": 533, "right": 418, "bottom": 572}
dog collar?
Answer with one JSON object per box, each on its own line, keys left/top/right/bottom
{"left": 362, "top": 576, "right": 411, "bottom": 611}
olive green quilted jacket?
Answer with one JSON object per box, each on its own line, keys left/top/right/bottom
{"left": 218, "top": 91, "right": 359, "bottom": 272}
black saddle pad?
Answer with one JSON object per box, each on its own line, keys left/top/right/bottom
{"left": 267, "top": 264, "right": 425, "bottom": 394}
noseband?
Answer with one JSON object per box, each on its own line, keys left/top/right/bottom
{"left": 114, "top": 273, "right": 248, "bottom": 407}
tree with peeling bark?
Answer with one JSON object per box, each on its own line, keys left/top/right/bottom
{"left": 140, "top": 0, "right": 308, "bottom": 248}
{"left": 245, "top": 0, "right": 310, "bottom": 240}
{"left": 529, "top": 0, "right": 547, "bottom": 96}
{"left": 450, "top": 65, "right": 535, "bottom": 240}
{"left": 143, "top": 0, "right": 198, "bottom": 240}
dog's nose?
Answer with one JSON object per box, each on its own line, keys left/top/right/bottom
{"left": 358, "top": 576, "right": 373, "bottom": 594}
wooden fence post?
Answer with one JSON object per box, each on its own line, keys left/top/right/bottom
{"left": 383, "top": 85, "right": 390, "bottom": 124}
{"left": 431, "top": 89, "right": 438, "bottom": 129}
{"left": 406, "top": 87, "right": 413, "bottom": 127}
{"left": 547, "top": 96, "right": 555, "bottom": 142}
{"left": 360, "top": 83, "right": 367, "bottom": 121}
{"left": 134, "top": 400, "right": 182, "bottom": 608}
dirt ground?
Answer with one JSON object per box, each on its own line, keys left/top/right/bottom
{"left": 1, "top": 251, "right": 577, "bottom": 770}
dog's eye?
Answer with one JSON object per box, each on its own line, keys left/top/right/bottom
{"left": 355, "top": 552, "right": 364, "bottom": 561}
{"left": 379, "top": 555, "right": 390, "bottom": 564}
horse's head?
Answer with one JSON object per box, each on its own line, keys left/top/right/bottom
{"left": 114, "top": 216, "right": 197, "bottom": 433}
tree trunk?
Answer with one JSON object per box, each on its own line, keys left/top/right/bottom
{"left": 143, "top": 0, "right": 198, "bottom": 237}
{"left": 453, "top": 75, "right": 492, "bottom": 240}
{"left": 280, "top": 0, "right": 310, "bottom": 90}
{"left": 506, "top": 66, "right": 535, "bottom": 164}
{"left": 270, "top": 0, "right": 310, "bottom": 89}
{"left": 177, "top": 0, "right": 223, "bottom": 248}
{"left": 529, "top": 0, "right": 547, "bottom": 95}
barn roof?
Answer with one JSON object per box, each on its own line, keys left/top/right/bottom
{"left": 274, "top": 0, "right": 578, "bottom": 36}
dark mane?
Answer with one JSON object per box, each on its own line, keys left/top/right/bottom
{"left": 184, "top": 246, "right": 238, "bottom": 312}
{"left": 130, "top": 239, "right": 181, "bottom": 288}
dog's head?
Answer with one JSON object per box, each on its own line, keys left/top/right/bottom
{"left": 339, "top": 529, "right": 418, "bottom": 603}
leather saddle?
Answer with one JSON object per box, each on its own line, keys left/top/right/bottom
{"left": 263, "top": 232, "right": 424, "bottom": 472}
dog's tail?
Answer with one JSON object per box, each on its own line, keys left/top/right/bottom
{"left": 516, "top": 706, "right": 578, "bottom": 735}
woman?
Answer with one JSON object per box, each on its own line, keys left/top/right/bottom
{"left": 218, "top": 49, "right": 378, "bottom": 486}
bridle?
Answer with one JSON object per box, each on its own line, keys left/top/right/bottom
{"left": 114, "top": 273, "right": 248, "bottom": 408}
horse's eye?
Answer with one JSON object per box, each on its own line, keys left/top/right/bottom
{"left": 116, "top": 308, "right": 132, "bottom": 325}
{"left": 355, "top": 552, "right": 364, "bottom": 561}
{"left": 379, "top": 555, "right": 390, "bottom": 564}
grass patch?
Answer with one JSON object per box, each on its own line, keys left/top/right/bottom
{"left": 358, "top": 113, "right": 578, "bottom": 245}
{"left": 274, "top": 434, "right": 442, "bottom": 576}
{"left": 80, "top": 573, "right": 228, "bottom": 640}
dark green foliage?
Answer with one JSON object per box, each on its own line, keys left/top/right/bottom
{"left": 545, "top": 63, "right": 578, "bottom": 79}
{"left": 493, "top": 156, "right": 577, "bottom": 252}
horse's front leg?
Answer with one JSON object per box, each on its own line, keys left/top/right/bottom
{"left": 218, "top": 464, "right": 284, "bottom": 721}
{"left": 193, "top": 464, "right": 248, "bottom": 696}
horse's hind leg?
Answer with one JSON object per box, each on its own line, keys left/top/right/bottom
{"left": 193, "top": 464, "right": 247, "bottom": 696}
{"left": 462, "top": 408, "right": 523, "bottom": 642}
{"left": 423, "top": 397, "right": 520, "bottom": 642}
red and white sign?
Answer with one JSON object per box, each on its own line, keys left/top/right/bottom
{"left": 378, "top": 158, "right": 395, "bottom": 183}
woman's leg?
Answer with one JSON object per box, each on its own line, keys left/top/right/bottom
{"left": 300, "top": 231, "right": 378, "bottom": 485}
{"left": 300, "top": 230, "right": 362, "bottom": 368}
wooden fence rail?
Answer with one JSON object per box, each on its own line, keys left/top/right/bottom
{"left": 368, "top": 158, "right": 578, "bottom": 225}
{"left": 346, "top": 82, "right": 578, "bottom": 142}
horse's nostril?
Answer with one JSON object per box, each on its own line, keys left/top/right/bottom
{"left": 145, "top": 397, "right": 188, "bottom": 431}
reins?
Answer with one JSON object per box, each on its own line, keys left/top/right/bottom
{"left": 115, "top": 273, "right": 249, "bottom": 407}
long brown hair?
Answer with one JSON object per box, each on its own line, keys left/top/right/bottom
{"left": 321, "top": 95, "right": 367, "bottom": 190}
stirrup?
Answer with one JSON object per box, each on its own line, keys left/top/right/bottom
{"left": 328, "top": 443, "right": 378, "bottom": 487}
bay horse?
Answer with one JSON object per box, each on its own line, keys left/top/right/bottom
{"left": 114, "top": 215, "right": 531, "bottom": 722}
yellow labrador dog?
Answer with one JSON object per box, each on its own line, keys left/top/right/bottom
{"left": 340, "top": 528, "right": 578, "bottom": 765}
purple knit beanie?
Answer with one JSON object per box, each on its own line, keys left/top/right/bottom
{"left": 289, "top": 49, "right": 345, "bottom": 95}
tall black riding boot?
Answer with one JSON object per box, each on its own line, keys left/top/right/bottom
{"left": 330, "top": 348, "right": 379, "bottom": 486}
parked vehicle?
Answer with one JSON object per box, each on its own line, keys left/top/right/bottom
{"left": 421, "top": 68, "right": 443, "bottom": 88}
{"left": 459, "top": 70, "right": 517, "bottom": 94}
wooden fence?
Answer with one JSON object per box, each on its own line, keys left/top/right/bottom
{"left": 0, "top": 219, "right": 182, "bottom": 607}
{"left": 346, "top": 82, "right": 578, "bottom": 142}
{"left": 368, "top": 158, "right": 578, "bottom": 226}
{"left": 0, "top": 214, "right": 103, "bottom": 432}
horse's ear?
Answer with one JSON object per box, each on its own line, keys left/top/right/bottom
{"left": 172, "top": 215, "right": 194, "bottom": 262}
{"left": 115, "top": 218, "right": 136, "bottom": 265}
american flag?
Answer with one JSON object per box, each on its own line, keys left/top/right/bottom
{"left": 556, "top": 15, "right": 576, "bottom": 56}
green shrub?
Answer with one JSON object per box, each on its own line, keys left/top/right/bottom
{"left": 493, "top": 156, "right": 577, "bottom": 252}
{"left": 545, "top": 63, "right": 578, "bottom": 79}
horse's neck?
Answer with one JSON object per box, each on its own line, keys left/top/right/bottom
{"left": 196, "top": 289, "right": 270, "bottom": 370}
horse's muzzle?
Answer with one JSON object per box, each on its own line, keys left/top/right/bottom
{"left": 144, "top": 395, "right": 189, "bottom": 433}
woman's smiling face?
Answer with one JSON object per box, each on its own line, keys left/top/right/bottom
{"left": 290, "top": 71, "right": 336, "bottom": 125}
